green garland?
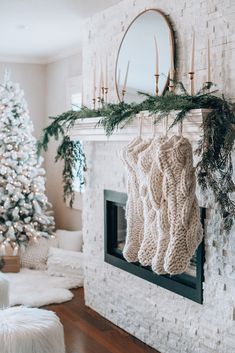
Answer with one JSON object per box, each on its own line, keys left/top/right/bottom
{"left": 37, "top": 82, "right": 235, "bottom": 231}
{"left": 55, "top": 137, "right": 87, "bottom": 207}
{"left": 37, "top": 111, "right": 87, "bottom": 207}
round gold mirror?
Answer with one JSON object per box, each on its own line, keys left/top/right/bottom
{"left": 115, "top": 9, "right": 175, "bottom": 103}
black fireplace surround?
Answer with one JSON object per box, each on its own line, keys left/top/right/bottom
{"left": 104, "top": 190, "right": 205, "bottom": 304}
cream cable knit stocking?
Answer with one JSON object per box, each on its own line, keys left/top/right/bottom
{"left": 120, "top": 137, "right": 142, "bottom": 262}
{"left": 151, "top": 136, "right": 203, "bottom": 275}
{"left": 164, "top": 139, "right": 203, "bottom": 274}
{"left": 151, "top": 160, "right": 171, "bottom": 275}
{"left": 137, "top": 137, "right": 165, "bottom": 266}
{"left": 120, "top": 138, "right": 151, "bottom": 262}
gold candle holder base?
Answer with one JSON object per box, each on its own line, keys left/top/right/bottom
{"left": 154, "top": 74, "right": 160, "bottom": 96}
{"left": 104, "top": 87, "right": 108, "bottom": 104}
{"left": 121, "top": 89, "right": 126, "bottom": 102}
{"left": 188, "top": 71, "right": 195, "bottom": 96}
{"left": 204, "top": 81, "right": 212, "bottom": 92}
{"left": 101, "top": 87, "right": 105, "bottom": 106}
{"left": 92, "top": 98, "right": 96, "bottom": 110}
{"left": 97, "top": 96, "right": 101, "bottom": 109}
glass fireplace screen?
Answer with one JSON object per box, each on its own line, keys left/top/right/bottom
{"left": 104, "top": 190, "right": 205, "bottom": 304}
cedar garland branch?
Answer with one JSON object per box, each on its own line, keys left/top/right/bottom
{"left": 37, "top": 82, "right": 235, "bottom": 231}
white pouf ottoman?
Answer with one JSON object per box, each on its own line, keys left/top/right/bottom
{"left": 0, "top": 307, "right": 65, "bottom": 353}
{"left": 0, "top": 274, "right": 9, "bottom": 309}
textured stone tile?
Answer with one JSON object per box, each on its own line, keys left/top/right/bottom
{"left": 81, "top": 1, "right": 235, "bottom": 352}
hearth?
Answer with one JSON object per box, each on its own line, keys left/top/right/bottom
{"left": 104, "top": 190, "right": 205, "bottom": 303}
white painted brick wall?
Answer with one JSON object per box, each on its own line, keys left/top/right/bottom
{"left": 82, "top": 0, "right": 235, "bottom": 107}
{"left": 82, "top": 140, "right": 235, "bottom": 353}
{"left": 82, "top": 1, "right": 235, "bottom": 352}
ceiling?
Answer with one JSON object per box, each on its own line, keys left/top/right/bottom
{"left": 0, "top": 0, "right": 122, "bottom": 64}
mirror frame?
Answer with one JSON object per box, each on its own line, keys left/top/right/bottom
{"left": 115, "top": 8, "right": 175, "bottom": 102}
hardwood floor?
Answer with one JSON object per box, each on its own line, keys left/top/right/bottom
{"left": 44, "top": 288, "right": 160, "bottom": 353}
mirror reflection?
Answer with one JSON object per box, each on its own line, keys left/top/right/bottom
{"left": 115, "top": 9, "right": 174, "bottom": 103}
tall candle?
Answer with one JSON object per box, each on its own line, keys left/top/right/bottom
{"left": 123, "top": 61, "right": 130, "bottom": 91}
{"left": 105, "top": 56, "right": 108, "bottom": 88}
{"left": 154, "top": 35, "right": 159, "bottom": 75}
{"left": 93, "top": 65, "right": 96, "bottom": 99}
{"left": 100, "top": 61, "right": 104, "bottom": 88}
{"left": 207, "top": 38, "right": 211, "bottom": 82}
{"left": 98, "top": 84, "right": 101, "bottom": 99}
{"left": 190, "top": 31, "right": 195, "bottom": 72}
{"left": 81, "top": 79, "right": 84, "bottom": 107}
{"left": 98, "top": 64, "right": 102, "bottom": 98}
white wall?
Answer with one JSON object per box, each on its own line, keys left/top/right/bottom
{"left": 83, "top": 0, "right": 235, "bottom": 106}
{"left": 0, "top": 57, "right": 83, "bottom": 231}
{"left": 0, "top": 62, "right": 46, "bottom": 139}
{"left": 45, "top": 53, "right": 83, "bottom": 230}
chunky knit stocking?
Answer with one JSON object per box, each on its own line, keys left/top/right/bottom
{"left": 120, "top": 137, "right": 142, "bottom": 262}
{"left": 137, "top": 137, "right": 165, "bottom": 266}
{"left": 164, "top": 139, "right": 203, "bottom": 274}
{"left": 120, "top": 138, "right": 151, "bottom": 262}
{"left": 151, "top": 136, "right": 203, "bottom": 275}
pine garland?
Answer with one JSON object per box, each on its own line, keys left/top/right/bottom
{"left": 56, "top": 137, "right": 87, "bottom": 207}
{"left": 37, "top": 111, "right": 88, "bottom": 206}
{"left": 38, "top": 82, "right": 235, "bottom": 231}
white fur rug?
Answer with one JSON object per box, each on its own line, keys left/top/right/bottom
{"left": 6, "top": 268, "right": 83, "bottom": 307}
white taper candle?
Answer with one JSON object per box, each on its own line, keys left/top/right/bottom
{"left": 207, "top": 38, "right": 211, "bottom": 82}
{"left": 190, "top": 31, "right": 195, "bottom": 73}
{"left": 154, "top": 35, "right": 159, "bottom": 76}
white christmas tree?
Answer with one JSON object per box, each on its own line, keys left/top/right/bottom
{"left": 0, "top": 72, "right": 55, "bottom": 255}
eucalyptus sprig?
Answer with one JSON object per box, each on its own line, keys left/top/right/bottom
{"left": 38, "top": 82, "right": 235, "bottom": 231}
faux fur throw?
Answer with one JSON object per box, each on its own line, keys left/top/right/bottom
{"left": 0, "top": 273, "right": 9, "bottom": 309}
{"left": 5, "top": 268, "right": 83, "bottom": 307}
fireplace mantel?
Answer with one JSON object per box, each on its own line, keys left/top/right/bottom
{"left": 69, "top": 109, "right": 211, "bottom": 142}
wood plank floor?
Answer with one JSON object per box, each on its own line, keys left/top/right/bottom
{"left": 44, "top": 288, "right": 160, "bottom": 353}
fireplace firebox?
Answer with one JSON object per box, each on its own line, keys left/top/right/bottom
{"left": 104, "top": 190, "right": 205, "bottom": 304}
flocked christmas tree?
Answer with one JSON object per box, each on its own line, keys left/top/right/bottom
{"left": 0, "top": 72, "right": 55, "bottom": 256}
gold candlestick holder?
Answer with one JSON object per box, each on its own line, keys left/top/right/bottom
{"left": 169, "top": 83, "right": 174, "bottom": 92}
{"left": 203, "top": 81, "right": 212, "bottom": 93}
{"left": 154, "top": 74, "right": 160, "bottom": 96}
{"left": 121, "top": 89, "right": 126, "bottom": 102}
{"left": 92, "top": 98, "right": 96, "bottom": 110}
{"left": 188, "top": 71, "right": 195, "bottom": 96}
{"left": 101, "top": 87, "right": 105, "bottom": 106}
{"left": 97, "top": 96, "right": 101, "bottom": 109}
{"left": 104, "top": 87, "right": 108, "bottom": 104}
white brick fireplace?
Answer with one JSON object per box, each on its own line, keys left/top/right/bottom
{"left": 70, "top": 110, "right": 235, "bottom": 353}
{"left": 76, "top": 0, "right": 235, "bottom": 352}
